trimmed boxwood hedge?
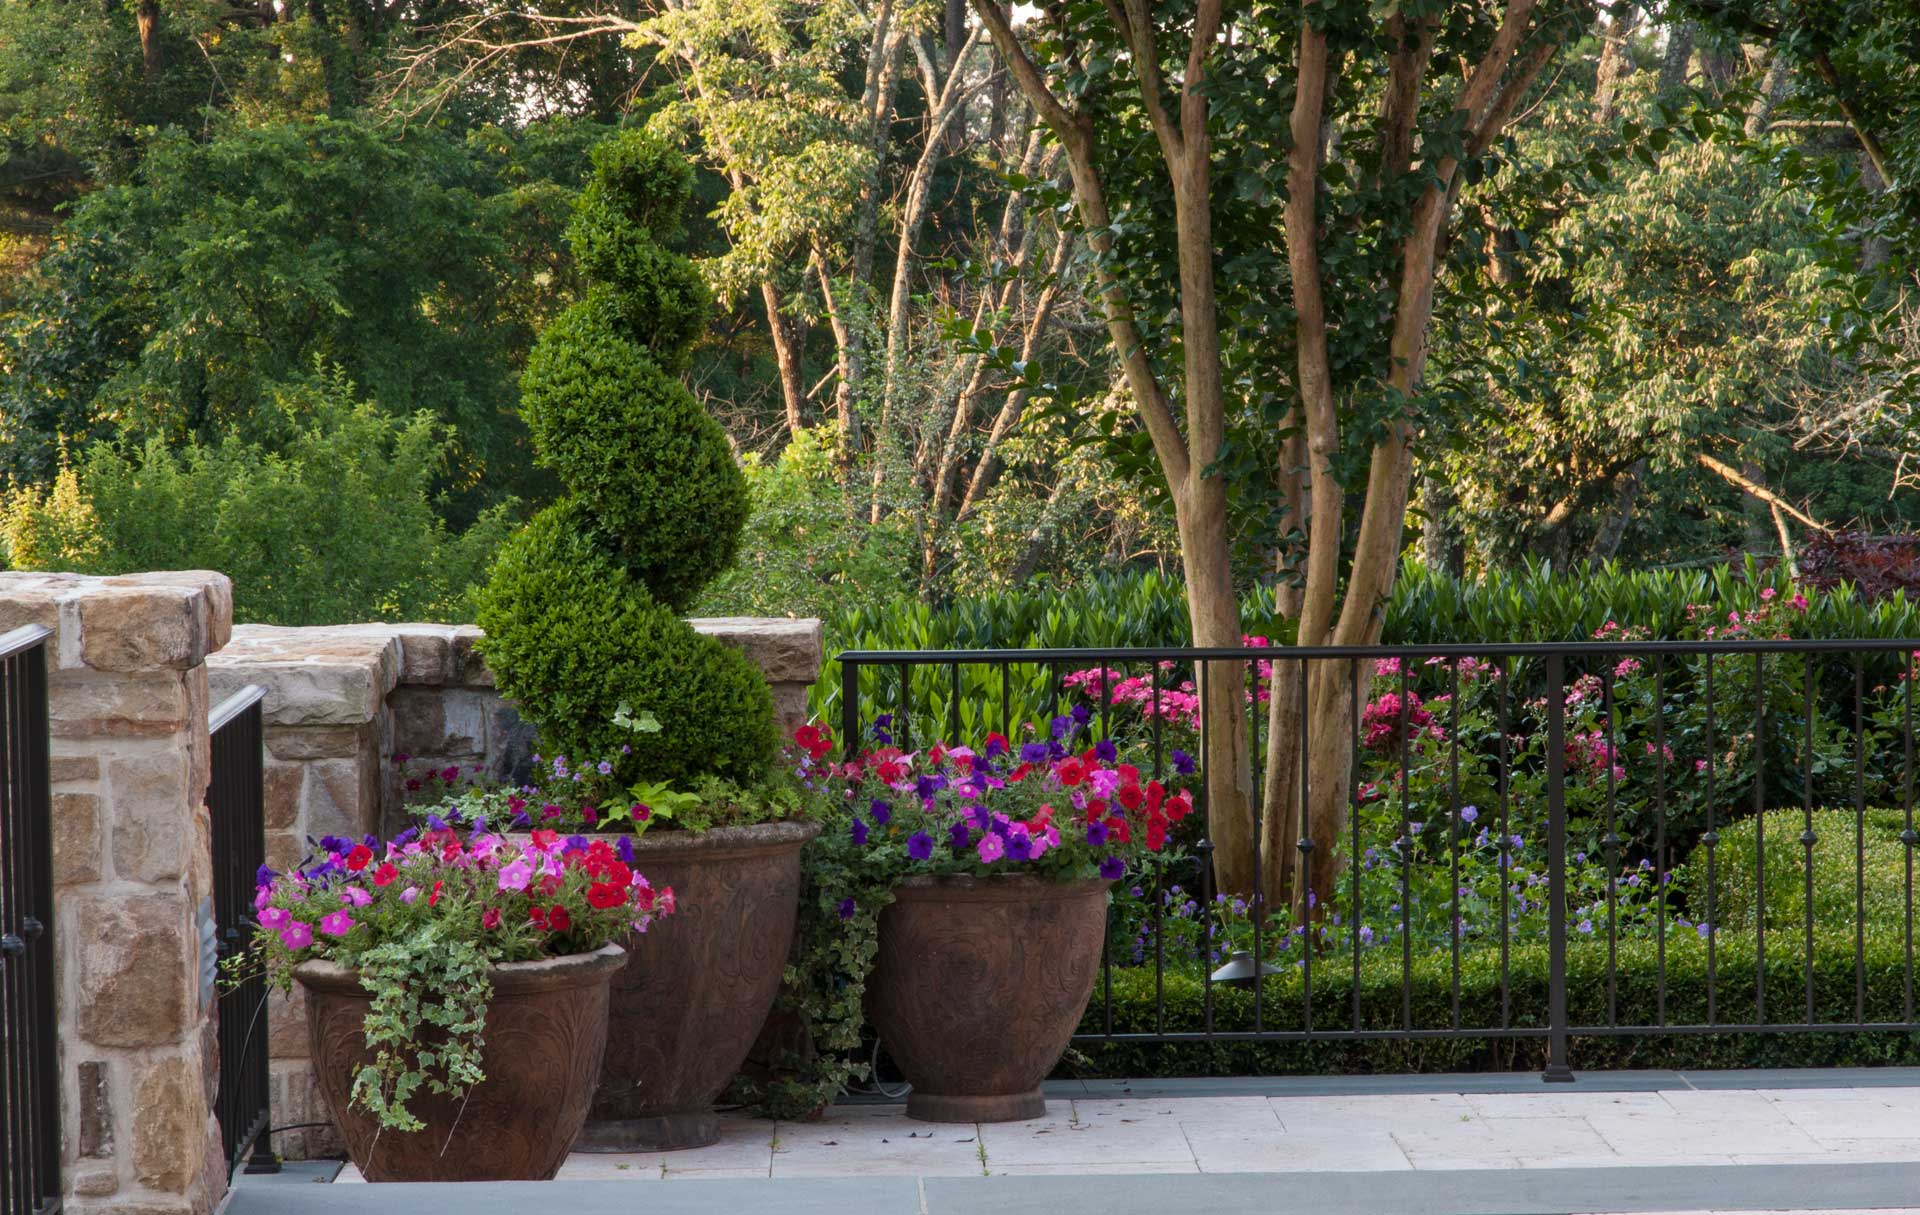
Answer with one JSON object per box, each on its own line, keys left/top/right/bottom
{"left": 1063, "top": 929, "right": 1920, "bottom": 1077}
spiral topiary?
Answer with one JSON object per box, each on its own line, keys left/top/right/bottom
{"left": 476, "top": 132, "right": 774, "bottom": 787}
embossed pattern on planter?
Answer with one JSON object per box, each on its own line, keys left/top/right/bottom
{"left": 580, "top": 820, "right": 818, "bottom": 1150}
{"left": 867, "top": 876, "right": 1109, "bottom": 1123}
{"left": 297, "top": 943, "right": 625, "bottom": 1182}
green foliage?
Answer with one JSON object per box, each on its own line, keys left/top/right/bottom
{"left": 1068, "top": 929, "right": 1920, "bottom": 1078}
{"left": 0, "top": 117, "right": 592, "bottom": 514}
{"left": 518, "top": 300, "right": 747, "bottom": 610}
{"left": 474, "top": 504, "right": 775, "bottom": 785}
{"left": 1692, "top": 807, "right": 1919, "bottom": 934}
{"left": 345, "top": 924, "right": 493, "bottom": 1134}
{"left": 696, "top": 426, "right": 915, "bottom": 620}
{"left": 0, "top": 372, "right": 514, "bottom": 626}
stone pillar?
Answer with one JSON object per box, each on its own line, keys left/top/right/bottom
{"left": 0, "top": 571, "right": 232, "bottom": 1215}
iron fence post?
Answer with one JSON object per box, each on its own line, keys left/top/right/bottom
{"left": 1544, "top": 651, "right": 1575, "bottom": 1083}
{"left": 841, "top": 658, "right": 859, "bottom": 762}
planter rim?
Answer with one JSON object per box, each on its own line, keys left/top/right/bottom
{"left": 292, "top": 940, "right": 627, "bottom": 997}
{"left": 890, "top": 874, "right": 1111, "bottom": 902}
{"left": 509, "top": 818, "right": 820, "bottom": 858}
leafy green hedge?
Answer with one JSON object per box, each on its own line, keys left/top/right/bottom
{"left": 831, "top": 558, "right": 1920, "bottom": 659}
{"left": 1063, "top": 930, "right": 1920, "bottom": 1077}
{"left": 1691, "top": 807, "right": 1918, "bottom": 935}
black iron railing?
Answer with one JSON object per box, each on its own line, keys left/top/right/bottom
{"left": 208, "top": 685, "right": 276, "bottom": 1175}
{"left": 0, "top": 624, "right": 58, "bottom": 1215}
{"left": 836, "top": 638, "right": 1920, "bottom": 1079}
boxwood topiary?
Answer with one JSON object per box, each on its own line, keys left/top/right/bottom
{"left": 477, "top": 131, "right": 774, "bottom": 786}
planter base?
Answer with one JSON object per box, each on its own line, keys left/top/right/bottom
{"left": 906, "top": 1087, "right": 1044, "bottom": 1124}
{"left": 573, "top": 1112, "right": 719, "bottom": 1153}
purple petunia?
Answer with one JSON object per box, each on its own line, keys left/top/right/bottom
{"left": 869, "top": 800, "right": 893, "bottom": 826}
{"left": 837, "top": 897, "right": 856, "bottom": 920}
{"left": 1099, "top": 855, "right": 1125, "bottom": 881}
{"left": 948, "top": 821, "right": 971, "bottom": 850}
{"left": 907, "top": 831, "right": 934, "bottom": 860}
{"left": 616, "top": 835, "right": 635, "bottom": 865}
{"left": 1086, "top": 820, "right": 1109, "bottom": 846}
{"left": 1019, "top": 742, "right": 1049, "bottom": 764}
{"left": 1094, "top": 738, "right": 1118, "bottom": 762}
{"left": 851, "top": 817, "right": 869, "bottom": 846}
{"left": 1171, "top": 749, "right": 1197, "bottom": 775}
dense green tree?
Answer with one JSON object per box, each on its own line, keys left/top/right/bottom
{"left": 0, "top": 116, "right": 601, "bottom": 514}
{"left": 0, "top": 370, "right": 514, "bottom": 625}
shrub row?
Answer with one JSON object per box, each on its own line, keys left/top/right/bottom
{"left": 1063, "top": 929, "right": 1920, "bottom": 1077}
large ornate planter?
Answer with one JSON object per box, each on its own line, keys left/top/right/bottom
{"left": 867, "top": 875, "right": 1109, "bottom": 1123}
{"left": 573, "top": 819, "right": 819, "bottom": 1152}
{"left": 294, "top": 943, "right": 626, "bottom": 1182}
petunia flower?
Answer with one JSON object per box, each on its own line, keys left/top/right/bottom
{"left": 400, "top": 885, "right": 420, "bottom": 904}
{"left": 498, "top": 859, "right": 534, "bottom": 892}
{"left": 279, "top": 921, "right": 313, "bottom": 949}
{"left": 907, "top": 832, "right": 934, "bottom": 860}
{"left": 340, "top": 886, "right": 372, "bottom": 908}
{"left": 318, "top": 911, "right": 354, "bottom": 937}
{"left": 977, "top": 833, "right": 1005, "bottom": 863}
{"left": 1098, "top": 855, "right": 1125, "bottom": 881}
{"left": 258, "top": 907, "right": 291, "bottom": 931}
{"left": 836, "top": 897, "right": 856, "bottom": 921}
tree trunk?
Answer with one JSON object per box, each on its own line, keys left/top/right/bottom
{"left": 1593, "top": 5, "right": 1637, "bottom": 123}
{"left": 137, "top": 0, "right": 163, "bottom": 80}
{"left": 1418, "top": 472, "right": 1464, "bottom": 577}
{"left": 1586, "top": 458, "right": 1644, "bottom": 565}
{"left": 1656, "top": 23, "right": 1694, "bottom": 94}
{"left": 761, "top": 279, "right": 807, "bottom": 438}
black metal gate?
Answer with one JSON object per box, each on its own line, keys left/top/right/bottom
{"left": 208, "top": 686, "right": 276, "bottom": 1176}
{"left": 1, "top": 624, "right": 58, "bottom": 1215}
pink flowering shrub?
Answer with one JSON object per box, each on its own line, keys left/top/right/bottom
{"left": 250, "top": 824, "right": 672, "bottom": 1130}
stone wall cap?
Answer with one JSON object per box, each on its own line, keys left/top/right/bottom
{"left": 207, "top": 624, "right": 402, "bottom": 725}
{"left": 686, "top": 617, "right": 825, "bottom": 683}
{"left": 0, "top": 569, "right": 232, "bottom": 671}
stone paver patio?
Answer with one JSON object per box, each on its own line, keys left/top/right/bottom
{"left": 328, "top": 1080, "right": 1920, "bottom": 1183}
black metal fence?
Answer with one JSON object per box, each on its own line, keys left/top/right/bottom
{"left": 0, "top": 624, "right": 58, "bottom": 1215}
{"left": 837, "top": 638, "right": 1920, "bottom": 1079}
{"left": 208, "top": 685, "right": 276, "bottom": 1175}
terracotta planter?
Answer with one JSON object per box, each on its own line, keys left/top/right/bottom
{"left": 572, "top": 819, "right": 819, "bottom": 1152}
{"left": 867, "top": 875, "right": 1109, "bottom": 1123}
{"left": 294, "top": 942, "right": 626, "bottom": 1182}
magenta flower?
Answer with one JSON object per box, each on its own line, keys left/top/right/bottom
{"left": 279, "top": 921, "right": 313, "bottom": 949}
{"left": 340, "top": 886, "right": 372, "bottom": 907}
{"left": 498, "top": 859, "right": 534, "bottom": 892}
{"left": 400, "top": 885, "right": 420, "bottom": 904}
{"left": 258, "top": 907, "right": 291, "bottom": 931}
{"left": 319, "top": 910, "right": 355, "bottom": 937}
{"left": 977, "top": 833, "right": 1005, "bottom": 863}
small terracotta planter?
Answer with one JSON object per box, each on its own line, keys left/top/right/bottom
{"left": 867, "top": 875, "right": 1109, "bottom": 1122}
{"left": 571, "top": 819, "right": 819, "bottom": 1152}
{"left": 294, "top": 942, "right": 626, "bottom": 1182}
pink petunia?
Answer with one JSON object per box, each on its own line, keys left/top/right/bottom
{"left": 340, "top": 886, "right": 372, "bottom": 907}
{"left": 319, "top": 910, "right": 355, "bottom": 937}
{"left": 258, "top": 906, "right": 291, "bottom": 930}
{"left": 977, "top": 833, "right": 1005, "bottom": 863}
{"left": 279, "top": 921, "right": 313, "bottom": 949}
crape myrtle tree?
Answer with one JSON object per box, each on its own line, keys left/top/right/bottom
{"left": 975, "top": 0, "right": 1597, "bottom": 912}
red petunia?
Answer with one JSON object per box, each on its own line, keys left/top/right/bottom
{"left": 1106, "top": 815, "right": 1131, "bottom": 844}
{"left": 427, "top": 880, "right": 444, "bottom": 907}
{"left": 345, "top": 844, "right": 373, "bottom": 872}
{"left": 548, "top": 906, "right": 571, "bottom": 933}
{"left": 1116, "top": 783, "right": 1144, "bottom": 811}
{"left": 1165, "top": 791, "right": 1194, "bottom": 822}
{"left": 1145, "top": 818, "right": 1168, "bottom": 851}
{"left": 633, "top": 884, "right": 656, "bottom": 912}
{"left": 530, "top": 829, "right": 560, "bottom": 852}
{"left": 528, "top": 906, "right": 548, "bottom": 927}
{"left": 481, "top": 907, "right": 501, "bottom": 930}
{"left": 1145, "top": 781, "right": 1166, "bottom": 814}
{"left": 586, "top": 883, "right": 626, "bottom": 910}
{"left": 371, "top": 863, "right": 399, "bottom": 888}
{"left": 1056, "top": 757, "right": 1088, "bottom": 787}
{"left": 1083, "top": 797, "right": 1109, "bottom": 821}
